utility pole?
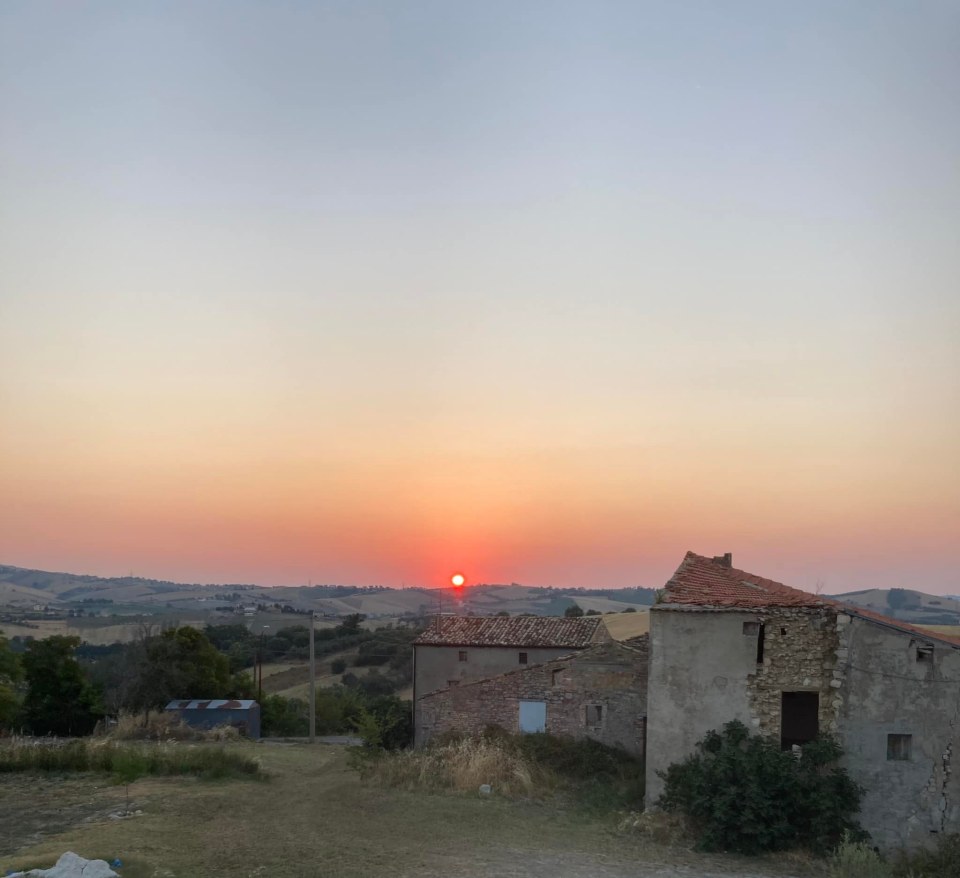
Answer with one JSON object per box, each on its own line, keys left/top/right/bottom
{"left": 308, "top": 611, "right": 316, "bottom": 743}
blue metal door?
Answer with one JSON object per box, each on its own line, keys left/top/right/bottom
{"left": 518, "top": 700, "right": 546, "bottom": 733}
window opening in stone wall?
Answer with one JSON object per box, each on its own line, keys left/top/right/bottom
{"left": 585, "top": 704, "right": 603, "bottom": 726}
{"left": 756, "top": 623, "right": 766, "bottom": 664}
{"left": 447, "top": 680, "right": 460, "bottom": 687}
{"left": 458, "top": 650, "right": 467, "bottom": 662}
{"left": 917, "top": 645, "right": 934, "bottom": 663}
{"left": 742, "top": 621, "right": 759, "bottom": 635}
{"left": 887, "top": 734, "right": 912, "bottom": 761}
{"left": 781, "top": 691, "right": 819, "bottom": 749}
{"left": 519, "top": 652, "right": 528, "bottom": 664}
{"left": 551, "top": 668, "right": 563, "bottom": 686}
{"left": 780, "top": 627, "right": 787, "bottom": 635}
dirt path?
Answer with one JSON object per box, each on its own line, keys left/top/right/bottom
{"left": 0, "top": 744, "right": 827, "bottom": 878}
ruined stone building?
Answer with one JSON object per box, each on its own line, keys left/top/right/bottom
{"left": 413, "top": 614, "right": 610, "bottom": 700}
{"left": 646, "top": 551, "right": 960, "bottom": 850}
{"left": 415, "top": 637, "right": 649, "bottom": 754}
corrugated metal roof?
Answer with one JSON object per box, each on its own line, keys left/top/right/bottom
{"left": 414, "top": 615, "right": 604, "bottom": 648}
{"left": 165, "top": 699, "right": 258, "bottom": 710}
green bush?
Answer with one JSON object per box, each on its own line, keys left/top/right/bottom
{"left": 894, "top": 833, "right": 960, "bottom": 878}
{"left": 829, "top": 835, "right": 892, "bottom": 878}
{"left": 330, "top": 659, "right": 347, "bottom": 674}
{"left": 658, "top": 720, "right": 863, "bottom": 854}
{"left": 260, "top": 694, "right": 308, "bottom": 737}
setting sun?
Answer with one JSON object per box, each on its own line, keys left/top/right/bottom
{"left": 451, "top": 573, "right": 465, "bottom": 587}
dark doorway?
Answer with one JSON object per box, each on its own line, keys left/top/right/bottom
{"left": 781, "top": 691, "right": 819, "bottom": 749}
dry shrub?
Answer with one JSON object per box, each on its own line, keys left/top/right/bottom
{"left": 619, "top": 809, "right": 691, "bottom": 846}
{"left": 103, "top": 711, "right": 241, "bottom": 743}
{"left": 359, "top": 736, "right": 553, "bottom": 798}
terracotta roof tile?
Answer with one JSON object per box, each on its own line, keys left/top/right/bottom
{"left": 664, "top": 552, "right": 832, "bottom": 609}
{"left": 414, "top": 615, "right": 605, "bottom": 648}
{"left": 662, "top": 552, "right": 960, "bottom": 648}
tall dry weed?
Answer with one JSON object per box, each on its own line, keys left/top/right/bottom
{"left": 362, "top": 736, "right": 553, "bottom": 797}
{"left": 102, "top": 711, "right": 241, "bottom": 743}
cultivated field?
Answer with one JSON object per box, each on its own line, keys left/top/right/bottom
{"left": 0, "top": 743, "right": 827, "bottom": 878}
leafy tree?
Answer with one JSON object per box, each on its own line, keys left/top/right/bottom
{"left": 658, "top": 720, "right": 863, "bottom": 854}
{"left": 564, "top": 604, "right": 584, "bottom": 618}
{"left": 585, "top": 609, "right": 601, "bottom": 616}
{"left": 130, "top": 627, "right": 231, "bottom": 714}
{"left": 22, "top": 636, "right": 104, "bottom": 736}
{"left": 337, "top": 613, "right": 365, "bottom": 635}
{"left": 260, "top": 694, "right": 308, "bottom": 736}
{"left": 0, "top": 636, "right": 22, "bottom": 730}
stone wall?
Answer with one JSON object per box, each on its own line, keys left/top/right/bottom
{"left": 745, "top": 606, "right": 842, "bottom": 740}
{"left": 415, "top": 638, "right": 648, "bottom": 755}
{"left": 414, "top": 644, "right": 592, "bottom": 700}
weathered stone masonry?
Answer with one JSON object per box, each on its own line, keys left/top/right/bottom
{"left": 415, "top": 638, "right": 649, "bottom": 755}
{"left": 745, "top": 607, "right": 844, "bottom": 741}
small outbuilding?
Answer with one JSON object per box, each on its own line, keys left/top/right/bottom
{"left": 164, "top": 699, "right": 261, "bottom": 740}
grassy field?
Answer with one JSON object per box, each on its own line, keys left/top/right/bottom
{"left": 916, "top": 625, "right": 960, "bottom": 637}
{"left": 0, "top": 743, "right": 827, "bottom": 878}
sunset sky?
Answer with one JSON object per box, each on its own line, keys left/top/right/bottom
{"left": 1, "top": 2, "right": 958, "bottom": 593}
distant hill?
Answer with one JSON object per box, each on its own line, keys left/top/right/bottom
{"left": 836, "top": 587, "right": 960, "bottom": 625}
{"left": 0, "top": 563, "right": 656, "bottom": 619}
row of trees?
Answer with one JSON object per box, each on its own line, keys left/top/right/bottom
{"left": 1, "top": 617, "right": 420, "bottom": 743}
{"left": 0, "top": 627, "right": 246, "bottom": 736}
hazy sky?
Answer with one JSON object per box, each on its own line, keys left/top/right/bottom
{"left": 1, "top": 2, "right": 958, "bottom": 592}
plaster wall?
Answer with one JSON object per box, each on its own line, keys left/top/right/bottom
{"left": 414, "top": 644, "right": 581, "bottom": 700}
{"left": 838, "top": 618, "right": 960, "bottom": 849}
{"left": 645, "top": 608, "right": 759, "bottom": 803}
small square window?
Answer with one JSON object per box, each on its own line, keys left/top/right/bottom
{"left": 458, "top": 650, "right": 468, "bottom": 662}
{"left": 551, "top": 668, "right": 563, "bottom": 686}
{"left": 917, "top": 645, "right": 934, "bottom": 663}
{"left": 742, "top": 621, "right": 759, "bottom": 635}
{"left": 780, "top": 627, "right": 787, "bottom": 636}
{"left": 519, "top": 652, "right": 528, "bottom": 664}
{"left": 585, "top": 704, "right": 603, "bottom": 726}
{"left": 888, "top": 734, "right": 912, "bottom": 761}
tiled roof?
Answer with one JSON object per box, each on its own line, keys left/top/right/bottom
{"left": 414, "top": 614, "right": 605, "bottom": 648}
{"left": 663, "top": 552, "right": 832, "bottom": 609}
{"left": 842, "top": 605, "right": 960, "bottom": 648}
{"left": 662, "top": 552, "right": 960, "bottom": 648}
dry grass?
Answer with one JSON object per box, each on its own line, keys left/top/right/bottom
{"left": 358, "top": 736, "right": 551, "bottom": 797}
{"left": 0, "top": 744, "right": 829, "bottom": 878}
{"left": 0, "top": 737, "right": 260, "bottom": 780}
{"left": 100, "top": 712, "right": 241, "bottom": 743}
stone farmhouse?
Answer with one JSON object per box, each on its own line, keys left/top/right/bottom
{"left": 415, "top": 637, "right": 649, "bottom": 753}
{"left": 413, "top": 614, "right": 610, "bottom": 700}
{"left": 646, "top": 551, "right": 960, "bottom": 850}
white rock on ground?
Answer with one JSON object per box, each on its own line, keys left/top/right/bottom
{"left": 8, "top": 851, "right": 119, "bottom": 878}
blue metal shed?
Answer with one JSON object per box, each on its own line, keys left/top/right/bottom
{"left": 164, "top": 699, "right": 261, "bottom": 739}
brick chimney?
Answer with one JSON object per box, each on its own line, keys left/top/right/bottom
{"left": 712, "top": 552, "right": 733, "bottom": 568}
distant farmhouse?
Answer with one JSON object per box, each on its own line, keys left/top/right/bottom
{"left": 413, "top": 613, "right": 649, "bottom": 753}
{"left": 413, "top": 615, "right": 610, "bottom": 698}
{"left": 416, "top": 637, "right": 648, "bottom": 754}
{"left": 646, "top": 551, "right": 960, "bottom": 850}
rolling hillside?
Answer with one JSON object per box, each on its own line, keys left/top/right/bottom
{"left": 836, "top": 587, "right": 960, "bottom": 625}
{"left": 0, "top": 563, "right": 656, "bottom": 619}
